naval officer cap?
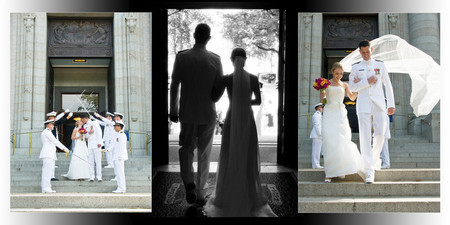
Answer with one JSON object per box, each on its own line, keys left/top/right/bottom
{"left": 44, "top": 119, "right": 55, "bottom": 125}
{"left": 106, "top": 112, "right": 114, "bottom": 117}
{"left": 114, "top": 120, "right": 125, "bottom": 127}
{"left": 114, "top": 112, "right": 124, "bottom": 118}
{"left": 46, "top": 111, "right": 57, "bottom": 117}
{"left": 314, "top": 103, "right": 324, "bottom": 109}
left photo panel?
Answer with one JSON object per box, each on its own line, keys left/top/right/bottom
{"left": 10, "top": 12, "right": 152, "bottom": 212}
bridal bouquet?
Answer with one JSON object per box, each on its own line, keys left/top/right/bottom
{"left": 78, "top": 127, "right": 87, "bottom": 141}
{"left": 313, "top": 77, "right": 331, "bottom": 104}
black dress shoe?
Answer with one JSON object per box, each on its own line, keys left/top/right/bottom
{"left": 185, "top": 183, "right": 197, "bottom": 204}
{"left": 51, "top": 178, "right": 59, "bottom": 181}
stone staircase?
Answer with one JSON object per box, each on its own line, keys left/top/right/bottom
{"left": 10, "top": 153, "right": 152, "bottom": 212}
{"left": 298, "top": 134, "right": 440, "bottom": 213}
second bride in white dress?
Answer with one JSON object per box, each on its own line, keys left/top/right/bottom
{"left": 321, "top": 62, "right": 365, "bottom": 183}
{"left": 62, "top": 120, "right": 91, "bottom": 180}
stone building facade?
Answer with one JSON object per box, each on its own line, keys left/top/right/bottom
{"left": 10, "top": 13, "right": 152, "bottom": 156}
{"left": 298, "top": 13, "right": 440, "bottom": 144}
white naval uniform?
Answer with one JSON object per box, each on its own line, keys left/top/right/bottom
{"left": 349, "top": 58, "right": 395, "bottom": 176}
{"left": 97, "top": 118, "right": 115, "bottom": 167}
{"left": 380, "top": 114, "right": 391, "bottom": 168}
{"left": 309, "top": 110, "right": 323, "bottom": 168}
{"left": 84, "top": 119, "right": 104, "bottom": 180}
{"left": 50, "top": 112, "right": 65, "bottom": 179}
{"left": 40, "top": 128, "right": 69, "bottom": 193}
{"left": 110, "top": 130, "right": 128, "bottom": 192}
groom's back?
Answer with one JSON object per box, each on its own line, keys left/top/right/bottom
{"left": 172, "top": 46, "right": 223, "bottom": 124}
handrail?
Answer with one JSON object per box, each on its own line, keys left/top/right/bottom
{"left": 127, "top": 131, "right": 152, "bottom": 156}
{"left": 10, "top": 131, "right": 42, "bottom": 156}
{"left": 11, "top": 130, "right": 152, "bottom": 157}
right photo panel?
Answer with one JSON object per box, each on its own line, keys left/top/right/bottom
{"left": 298, "top": 13, "right": 440, "bottom": 213}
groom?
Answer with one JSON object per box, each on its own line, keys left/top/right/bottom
{"left": 169, "top": 23, "right": 223, "bottom": 205}
{"left": 81, "top": 113, "right": 104, "bottom": 182}
{"left": 349, "top": 40, "right": 395, "bottom": 184}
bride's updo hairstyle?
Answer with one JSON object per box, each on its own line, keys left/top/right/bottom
{"left": 331, "top": 62, "right": 344, "bottom": 73}
{"left": 230, "top": 48, "right": 247, "bottom": 62}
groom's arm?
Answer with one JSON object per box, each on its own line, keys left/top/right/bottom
{"left": 348, "top": 66, "right": 370, "bottom": 93}
{"left": 169, "top": 55, "right": 182, "bottom": 122}
{"left": 381, "top": 63, "right": 395, "bottom": 115}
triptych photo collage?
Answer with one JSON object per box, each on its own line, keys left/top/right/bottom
{"left": 6, "top": 0, "right": 446, "bottom": 223}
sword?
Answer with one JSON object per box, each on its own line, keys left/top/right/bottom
{"left": 67, "top": 89, "right": 86, "bottom": 112}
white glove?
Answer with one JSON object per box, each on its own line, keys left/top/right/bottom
{"left": 68, "top": 112, "right": 73, "bottom": 117}
{"left": 64, "top": 149, "right": 70, "bottom": 153}
{"left": 65, "top": 109, "right": 70, "bottom": 113}
{"left": 90, "top": 115, "right": 94, "bottom": 120}
{"left": 101, "top": 149, "right": 110, "bottom": 152}
{"left": 94, "top": 112, "right": 100, "bottom": 117}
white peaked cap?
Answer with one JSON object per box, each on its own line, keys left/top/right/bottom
{"left": 46, "top": 111, "right": 57, "bottom": 117}
{"left": 114, "top": 112, "right": 124, "bottom": 117}
{"left": 314, "top": 103, "right": 324, "bottom": 109}
{"left": 44, "top": 119, "right": 55, "bottom": 125}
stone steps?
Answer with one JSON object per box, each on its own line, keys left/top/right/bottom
{"left": 11, "top": 193, "right": 152, "bottom": 210}
{"left": 10, "top": 154, "right": 152, "bottom": 210}
{"left": 298, "top": 196, "right": 440, "bottom": 213}
{"left": 298, "top": 169, "right": 440, "bottom": 182}
{"left": 298, "top": 169, "right": 440, "bottom": 213}
{"left": 299, "top": 162, "right": 440, "bottom": 169}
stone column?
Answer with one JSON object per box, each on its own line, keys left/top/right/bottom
{"left": 114, "top": 13, "right": 152, "bottom": 154}
{"left": 298, "top": 13, "right": 323, "bottom": 141}
{"left": 10, "top": 13, "right": 48, "bottom": 152}
{"left": 408, "top": 13, "right": 440, "bottom": 142}
{"left": 378, "top": 13, "right": 411, "bottom": 135}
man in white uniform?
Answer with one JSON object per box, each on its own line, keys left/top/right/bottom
{"left": 104, "top": 121, "right": 128, "bottom": 193}
{"left": 310, "top": 103, "right": 324, "bottom": 169}
{"left": 46, "top": 110, "right": 73, "bottom": 181}
{"left": 95, "top": 112, "right": 115, "bottom": 168}
{"left": 169, "top": 23, "right": 223, "bottom": 205}
{"left": 81, "top": 114, "right": 104, "bottom": 182}
{"left": 40, "top": 119, "right": 69, "bottom": 193}
{"left": 349, "top": 40, "right": 395, "bottom": 184}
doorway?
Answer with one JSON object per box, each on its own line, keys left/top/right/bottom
{"left": 48, "top": 58, "right": 112, "bottom": 149}
{"left": 166, "top": 9, "right": 280, "bottom": 164}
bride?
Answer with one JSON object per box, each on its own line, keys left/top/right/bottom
{"left": 62, "top": 120, "right": 90, "bottom": 180}
{"left": 321, "top": 62, "right": 365, "bottom": 183}
{"left": 203, "top": 48, "right": 277, "bottom": 217}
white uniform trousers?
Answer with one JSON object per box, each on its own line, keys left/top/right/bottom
{"left": 311, "top": 138, "right": 322, "bottom": 168}
{"left": 380, "top": 138, "right": 390, "bottom": 167}
{"left": 357, "top": 106, "right": 387, "bottom": 174}
{"left": 179, "top": 118, "right": 215, "bottom": 199}
{"left": 114, "top": 159, "right": 126, "bottom": 192}
{"left": 104, "top": 142, "right": 113, "bottom": 167}
{"left": 41, "top": 158, "right": 55, "bottom": 192}
{"left": 88, "top": 148, "right": 102, "bottom": 180}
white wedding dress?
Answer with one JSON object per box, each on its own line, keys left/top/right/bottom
{"left": 62, "top": 131, "right": 90, "bottom": 180}
{"left": 322, "top": 85, "right": 365, "bottom": 179}
{"left": 203, "top": 69, "right": 277, "bottom": 217}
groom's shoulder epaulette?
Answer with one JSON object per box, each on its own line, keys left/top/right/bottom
{"left": 209, "top": 51, "right": 220, "bottom": 58}
{"left": 375, "top": 59, "right": 384, "bottom": 63}
{"left": 352, "top": 61, "right": 361, "bottom": 66}
{"left": 177, "top": 49, "right": 189, "bottom": 54}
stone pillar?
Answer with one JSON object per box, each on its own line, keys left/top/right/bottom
{"left": 298, "top": 13, "right": 323, "bottom": 142}
{"left": 408, "top": 13, "right": 440, "bottom": 142}
{"left": 10, "top": 13, "right": 48, "bottom": 152}
{"left": 114, "top": 13, "right": 152, "bottom": 154}
{"left": 378, "top": 13, "right": 411, "bottom": 135}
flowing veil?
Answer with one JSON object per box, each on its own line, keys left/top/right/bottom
{"left": 340, "top": 34, "right": 441, "bottom": 116}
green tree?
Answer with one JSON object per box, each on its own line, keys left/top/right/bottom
{"left": 168, "top": 9, "right": 213, "bottom": 56}
{"left": 77, "top": 94, "right": 98, "bottom": 112}
{"left": 222, "top": 9, "right": 279, "bottom": 59}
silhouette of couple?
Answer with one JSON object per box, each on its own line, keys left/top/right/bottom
{"left": 169, "top": 23, "right": 276, "bottom": 217}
